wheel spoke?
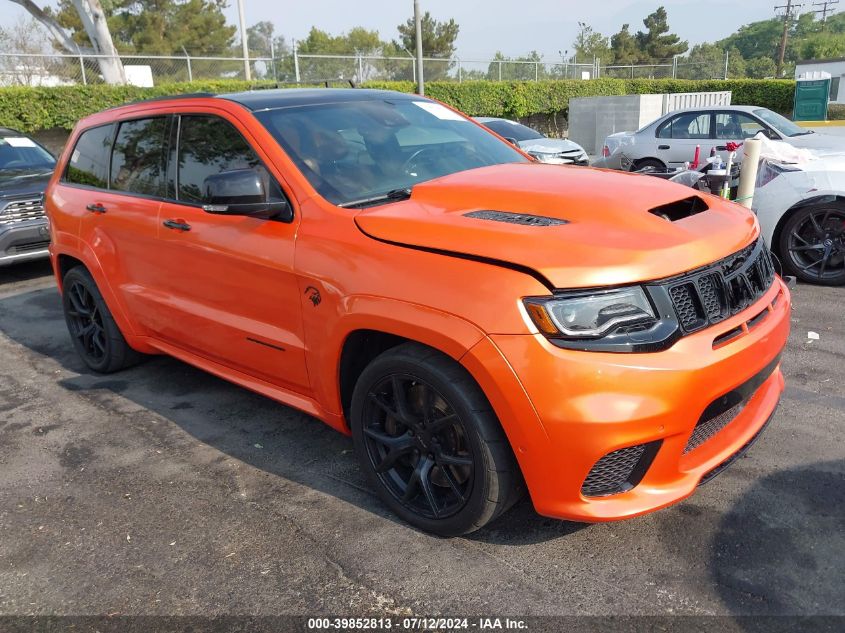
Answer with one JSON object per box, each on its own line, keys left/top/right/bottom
{"left": 415, "top": 458, "right": 440, "bottom": 518}
{"left": 427, "top": 413, "right": 458, "bottom": 434}
{"left": 390, "top": 375, "right": 413, "bottom": 422}
{"left": 363, "top": 427, "right": 415, "bottom": 473}
{"left": 809, "top": 214, "right": 825, "bottom": 237}
{"left": 791, "top": 230, "right": 811, "bottom": 246}
{"left": 368, "top": 392, "right": 401, "bottom": 421}
{"left": 436, "top": 452, "right": 473, "bottom": 468}
{"left": 435, "top": 460, "right": 466, "bottom": 503}
{"left": 68, "top": 285, "right": 90, "bottom": 316}
{"left": 790, "top": 244, "right": 824, "bottom": 252}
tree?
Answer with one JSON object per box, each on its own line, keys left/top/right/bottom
{"left": 486, "top": 50, "right": 545, "bottom": 81}
{"left": 247, "top": 20, "right": 275, "bottom": 57}
{"left": 9, "top": 0, "right": 125, "bottom": 83}
{"left": 610, "top": 24, "right": 639, "bottom": 65}
{"left": 679, "top": 43, "right": 746, "bottom": 80}
{"left": 745, "top": 56, "right": 777, "bottom": 79}
{"left": 54, "top": 0, "right": 236, "bottom": 56}
{"left": 394, "top": 11, "right": 458, "bottom": 80}
{"left": 295, "top": 26, "right": 385, "bottom": 82}
{"left": 573, "top": 22, "right": 611, "bottom": 64}
{"left": 635, "top": 7, "right": 688, "bottom": 62}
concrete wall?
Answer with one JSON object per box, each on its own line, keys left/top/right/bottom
{"left": 796, "top": 60, "right": 845, "bottom": 104}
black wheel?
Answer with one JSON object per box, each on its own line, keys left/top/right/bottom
{"left": 62, "top": 266, "right": 141, "bottom": 373}
{"left": 350, "top": 343, "right": 522, "bottom": 536}
{"left": 778, "top": 202, "right": 845, "bottom": 286}
{"left": 633, "top": 158, "right": 666, "bottom": 173}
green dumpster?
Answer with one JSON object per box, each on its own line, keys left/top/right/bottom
{"left": 793, "top": 73, "right": 831, "bottom": 122}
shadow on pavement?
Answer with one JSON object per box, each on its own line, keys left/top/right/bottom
{"left": 0, "top": 285, "right": 587, "bottom": 544}
{"left": 710, "top": 458, "right": 845, "bottom": 618}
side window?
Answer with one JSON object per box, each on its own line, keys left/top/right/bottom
{"left": 110, "top": 117, "right": 169, "bottom": 196}
{"left": 173, "top": 115, "right": 285, "bottom": 206}
{"left": 716, "top": 113, "right": 765, "bottom": 140}
{"left": 65, "top": 124, "right": 114, "bottom": 188}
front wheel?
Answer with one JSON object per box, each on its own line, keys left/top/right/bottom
{"left": 778, "top": 202, "right": 845, "bottom": 286}
{"left": 350, "top": 343, "right": 522, "bottom": 536}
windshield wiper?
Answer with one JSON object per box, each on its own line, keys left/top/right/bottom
{"left": 790, "top": 130, "right": 815, "bottom": 137}
{"left": 338, "top": 188, "right": 413, "bottom": 209}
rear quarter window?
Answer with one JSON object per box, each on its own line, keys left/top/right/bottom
{"left": 65, "top": 124, "right": 115, "bottom": 188}
{"left": 110, "top": 117, "right": 168, "bottom": 196}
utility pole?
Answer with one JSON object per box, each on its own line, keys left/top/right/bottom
{"left": 812, "top": 0, "right": 839, "bottom": 21}
{"left": 774, "top": 0, "right": 803, "bottom": 78}
{"left": 237, "top": 0, "right": 251, "bottom": 81}
{"left": 414, "top": 0, "right": 424, "bottom": 95}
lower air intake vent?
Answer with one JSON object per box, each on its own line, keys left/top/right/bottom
{"left": 464, "top": 210, "right": 568, "bottom": 226}
{"left": 581, "top": 440, "right": 662, "bottom": 497}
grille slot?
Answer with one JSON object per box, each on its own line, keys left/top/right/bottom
{"left": 684, "top": 402, "right": 745, "bottom": 453}
{"left": 1, "top": 197, "right": 45, "bottom": 224}
{"left": 668, "top": 239, "right": 775, "bottom": 334}
{"left": 10, "top": 240, "right": 50, "bottom": 254}
{"left": 581, "top": 441, "right": 661, "bottom": 497}
{"left": 464, "top": 210, "right": 568, "bottom": 226}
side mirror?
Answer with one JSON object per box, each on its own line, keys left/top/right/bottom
{"left": 503, "top": 136, "right": 519, "bottom": 147}
{"left": 202, "top": 169, "right": 291, "bottom": 221}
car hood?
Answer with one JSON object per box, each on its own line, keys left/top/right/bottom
{"left": 354, "top": 163, "right": 757, "bottom": 289}
{"left": 784, "top": 131, "right": 845, "bottom": 151}
{"left": 518, "top": 138, "right": 584, "bottom": 155}
{"left": 0, "top": 169, "right": 52, "bottom": 199}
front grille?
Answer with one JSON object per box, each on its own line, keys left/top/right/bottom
{"left": 1, "top": 197, "right": 45, "bottom": 224}
{"left": 581, "top": 441, "right": 661, "bottom": 497}
{"left": 684, "top": 354, "right": 781, "bottom": 454}
{"left": 667, "top": 239, "right": 775, "bottom": 333}
{"left": 698, "top": 406, "right": 778, "bottom": 486}
{"left": 10, "top": 240, "right": 50, "bottom": 254}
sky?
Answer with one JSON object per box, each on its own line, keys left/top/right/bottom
{"left": 0, "top": 0, "right": 797, "bottom": 60}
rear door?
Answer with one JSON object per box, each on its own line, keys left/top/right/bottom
{"left": 655, "top": 112, "right": 714, "bottom": 168}
{"left": 152, "top": 112, "right": 309, "bottom": 394}
{"left": 713, "top": 111, "right": 772, "bottom": 165}
{"left": 60, "top": 118, "right": 167, "bottom": 333}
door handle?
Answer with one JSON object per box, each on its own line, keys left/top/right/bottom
{"left": 86, "top": 203, "right": 107, "bottom": 214}
{"left": 658, "top": 145, "right": 670, "bottom": 150}
{"left": 163, "top": 219, "right": 191, "bottom": 232}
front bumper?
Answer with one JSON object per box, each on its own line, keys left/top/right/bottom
{"left": 0, "top": 219, "right": 51, "bottom": 266}
{"left": 465, "top": 277, "right": 790, "bottom": 522}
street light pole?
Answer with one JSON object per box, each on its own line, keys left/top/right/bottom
{"left": 237, "top": 0, "right": 251, "bottom": 81}
{"left": 414, "top": 0, "right": 424, "bottom": 95}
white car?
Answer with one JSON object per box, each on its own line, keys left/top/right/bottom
{"left": 594, "top": 106, "right": 845, "bottom": 172}
{"left": 474, "top": 117, "right": 589, "bottom": 166}
{"left": 753, "top": 151, "right": 845, "bottom": 286}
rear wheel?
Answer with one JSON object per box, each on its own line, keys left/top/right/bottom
{"left": 778, "top": 202, "right": 845, "bottom": 286}
{"left": 62, "top": 266, "right": 142, "bottom": 372}
{"left": 350, "top": 343, "right": 522, "bottom": 536}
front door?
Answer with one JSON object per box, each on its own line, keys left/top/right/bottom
{"left": 656, "top": 112, "right": 714, "bottom": 168}
{"left": 151, "top": 113, "right": 310, "bottom": 395}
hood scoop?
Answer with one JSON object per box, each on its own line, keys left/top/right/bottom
{"left": 649, "top": 196, "right": 709, "bottom": 222}
{"left": 464, "top": 210, "right": 568, "bottom": 227}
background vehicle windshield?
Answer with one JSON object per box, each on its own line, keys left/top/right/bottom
{"left": 754, "top": 109, "right": 807, "bottom": 137}
{"left": 0, "top": 135, "right": 55, "bottom": 172}
{"left": 256, "top": 99, "right": 528, "bottom": 206}
{"left": 482, "top": 120, "right": 545, "bottom": 142}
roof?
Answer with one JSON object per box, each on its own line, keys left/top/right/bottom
{"left": 797, "top": 57, "right": 845, "bottom": 65}
{"left": 216, "top": 88, "right": 420, "bottom": 111}
{"left": 0, "top": 127, "right": 24, "bottom": 136}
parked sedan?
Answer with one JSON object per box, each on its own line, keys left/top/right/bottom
{"left": 475, "top": 117, "right": 589, "bottom": 165}
{"left": 594, "top": 106, "right": 845, "bottom": 172}
{"left": 0, "top": 128, "right": 55, "bottom": 267}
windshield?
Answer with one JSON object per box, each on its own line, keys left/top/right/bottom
{"left": 255, "top": 98, "right": 528, "bottom": 206}
{"left": 753, "top": 109, "right": 808, "bottom": 138}
{"left": 0, "top": 135, "right": 55, "bottom": 173}
{"left": 481, "top": 119, "right": 544, "bottom": 142}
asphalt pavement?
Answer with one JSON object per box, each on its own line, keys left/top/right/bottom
{"left": 0, "top": 260, "right": 842, "bottom": 622}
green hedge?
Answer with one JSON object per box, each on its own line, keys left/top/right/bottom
{"left": 0, "top": 78, "right": 796, "bottom": 133}
{"left": 363, "top": 79, "right": 797, "bottom": 120}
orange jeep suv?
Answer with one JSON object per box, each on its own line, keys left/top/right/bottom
{"left": 45, "top": 90, "right": 790, "bottom": 535}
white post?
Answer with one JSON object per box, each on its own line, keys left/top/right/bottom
{"left": 535, "top": 61, "right": 539, "bottom": 81}
{"left": 293, "top": 39, "right": 300, "bottom": 82}
{"left": 270, "top": 37, "right": 276, "bottom": 80}
{"left": 498, "top": 60, "right": 502, "bottom": 81}
{"left": 357, "top": 54, "right": 364, "bottom": 84}
{"left": 182, "top": 46, "right": 192, "bottom": 82}
{"left": 414, "top": 0, "right": 424, "bottom": 95}
{"left": 458, "top": 59, "right": 462, "bottom": 82}
{"left": 79, "top": 54, "right": 87, "bottom": 85}
{"left": 724, "top": 50, "right": 729, "bottom": 80}
{"left": 237, "top": 0, "right": 251, "bottom": 81}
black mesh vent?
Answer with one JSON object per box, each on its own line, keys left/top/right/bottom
{"left": 667, "top": 239, "right": 775, "bottom": 334}
{"left": 684, "top": 402, "right": 745, "bottom": 453}
{"left": 581, "top": 441, "right": 661, "bottom": 497}
{"left": 464, "top": 210, "right": 568, "bottom": 226}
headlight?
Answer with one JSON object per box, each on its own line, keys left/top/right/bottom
{"left": 524, "top": 286, "right": 681, "bottom": 353}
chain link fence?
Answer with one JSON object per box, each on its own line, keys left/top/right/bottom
{"left": 0, "top": 51, "right": 735, "bottom": 87}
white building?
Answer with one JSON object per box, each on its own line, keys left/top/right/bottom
{"left": 795, "top": 58, "right": 845, "bottom": 104}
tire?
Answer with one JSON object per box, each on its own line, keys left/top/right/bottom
{"left": 61, "top": 266, "right": 142, "bottom": 373}
{"left": 632, "top": 158, "right": 667, "bottom": 173}
{"left": 350, "top": 342, "right": 523, "bottom": 536}
{"left": 777, "top": 202, "right": 845, "bottom": 286}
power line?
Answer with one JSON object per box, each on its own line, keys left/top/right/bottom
{"left": 774, "top": 0, "right": 804, "bottom": 77}
{"left": 811, "top": 0, "right": 839, "bottom": 21}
